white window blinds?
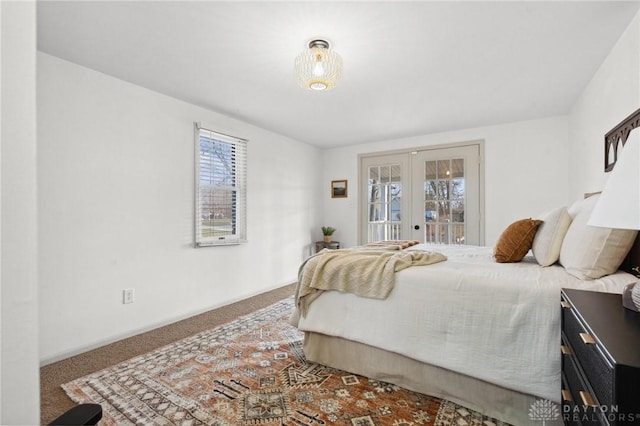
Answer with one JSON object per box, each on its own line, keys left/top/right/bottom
{"left": 195, "top": 123, "right": 247, "bottom": 246}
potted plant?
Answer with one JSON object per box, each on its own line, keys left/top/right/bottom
{"left": 321, "top": 226, "right": 336, "bottom": 243}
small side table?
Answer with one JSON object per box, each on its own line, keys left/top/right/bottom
{"left": 315, "top": 241, "right": 340, "bottom": 253}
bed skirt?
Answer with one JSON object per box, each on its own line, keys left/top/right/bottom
{"left": 303, "top": 332, "right": 562, "bottom": 426}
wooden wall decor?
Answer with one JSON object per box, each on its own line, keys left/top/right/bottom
{"left": 604, "top": 107, "right": 640, "bottom": 172}
{"left": 604, "top": 107, "right": 640, "bottom": 275}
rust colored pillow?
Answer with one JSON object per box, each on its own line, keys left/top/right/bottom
{"left": 494, "top": 219, "right": 543, "bottom": 263}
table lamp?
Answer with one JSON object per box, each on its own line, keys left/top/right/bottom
{"left": 588, "top": 127, "right": 640, "bottom": 311}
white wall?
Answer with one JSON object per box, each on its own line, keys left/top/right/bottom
{"left": 323, "top": 116, "right": 570, "bottom": 248}
{"left": 568, "top": 10, "right": 640, "bottom": 199}
{"left": 38, "top": 53, "right": 323, "bottom": 363}
{"left": 1, "top": 1, "right": 40, "bottom": 424}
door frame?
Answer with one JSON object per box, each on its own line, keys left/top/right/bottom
{"left": 357, "top": 140, "right": 486, "bottom": 246}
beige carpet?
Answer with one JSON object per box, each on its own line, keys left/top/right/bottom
{"left": 40, "top": 284, "right": 296, "bottom": 425}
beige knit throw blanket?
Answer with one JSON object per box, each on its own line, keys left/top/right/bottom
{"left": 363, "top": 240, "right": 421, "bottom": 250}
{"left": 296, "top": 248, "right": 447, "bottom": 317}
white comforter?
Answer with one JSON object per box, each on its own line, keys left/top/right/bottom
{"left": 294, "top": 244, "right": 636, "bottom": 402}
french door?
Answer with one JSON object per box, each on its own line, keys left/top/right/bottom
{"left": 361, "top": 154, "right": 410, "bottom": 242}
{"left": 360, "top": 144, "right": 482, "bottom": 246}
{"left": 410, "top": 145, "right": 481, "bottom": 245}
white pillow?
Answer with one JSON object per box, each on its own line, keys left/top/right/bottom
{"left": 567, "top": 196, "right": 589, "bottom": 218}
{"left": 560, "top": 194, "right": 638, "bottom": 279}
{"left": 567, "top": 192, "right": 600, "bottom": 218}
{"left": 532, "top": 207, "right": 572, "bottom": 266}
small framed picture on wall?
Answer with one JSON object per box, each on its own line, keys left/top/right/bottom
{"left": 331, "top": 180, "right": 348, "bottom": 198}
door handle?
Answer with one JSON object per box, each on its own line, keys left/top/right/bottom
{"left": 414, "top": 225, "right": 420, "bottom": 230}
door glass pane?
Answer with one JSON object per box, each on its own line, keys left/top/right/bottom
{"left": 369, "top": 166, "right": 379, "bottom": 182}
{"left": 424, "top": 223, "right": 437, "bottom": 243}
{"left": 439, "top": 224, "right": 450, "bottom": 244}
{"left": 451, "top": 178, "right": 464, "bottom": 200}
{"left": 391, "top": 165, "right": 401, "bottom": 182}
{"left": 437, "top": 160, "right": 450, "bottom": 179}
{"left": 425, "top": 161, "right": 437, "bottom": 180}
{"left": 369, "top": 203, "right": 383, "bottom": 221}
{"left": 380, "top": 166, "right": 390, "bottom": 184}
{"left": 451, "top": 159, "right": 464, "bottom": 178}
{"left": 438, "top": 201, "right": 450, "bottom": 222}
{"left": 452, "top": 202, "right": 464, "bottom": 223}
{"left": 368, "top": 184, "right": 381, "bottom": 203}
{"left": 425, "top": 201, "right": 437, "bottom": 222}
{"left": 437, "top": 180, "right": 449, "bottom": 200}
{"left": 424, "top": 181, "right": 436, "bottom": 200}
{"left": 452, "top": 224, "right": 465, "bottom": 244}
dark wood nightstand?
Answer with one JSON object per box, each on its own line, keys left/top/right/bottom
{"left": 315, "top": 241, "right": 339, "bottom": 253}
{"left": 561, "top": 288, "right": 640, "bottom": 425}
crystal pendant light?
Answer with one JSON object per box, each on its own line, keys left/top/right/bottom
{"left": 294, "top": 39, "right": 343, "bottom": 91}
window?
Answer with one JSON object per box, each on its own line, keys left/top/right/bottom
{"left": 195, "top": 123, "right": 247, "bottom": 246}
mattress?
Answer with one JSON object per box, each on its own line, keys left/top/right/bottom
{"left": 293, "top": 244, "right": 636, "bottom": 402}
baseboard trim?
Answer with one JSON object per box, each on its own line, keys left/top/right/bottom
{"left": 40, "top": 281, "right": 296, "bottom": 366}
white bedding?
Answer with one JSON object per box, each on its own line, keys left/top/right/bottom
{"left": 294, "top": 244, "right": 637, "bottom": 402}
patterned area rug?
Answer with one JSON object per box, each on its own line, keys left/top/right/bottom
{"left": 63, "top": 297, "right": 509, "bottom": 425}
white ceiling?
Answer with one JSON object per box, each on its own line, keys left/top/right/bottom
{"left": 37, "top": 1, "right": 640, "bottom": 148}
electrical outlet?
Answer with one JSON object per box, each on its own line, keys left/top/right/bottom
{"left": 123, "top": 288, "right": 135, "bottom": 304}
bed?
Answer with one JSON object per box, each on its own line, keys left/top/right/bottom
{"left": 291, "top": 111, "right": 640, "bottom": 425}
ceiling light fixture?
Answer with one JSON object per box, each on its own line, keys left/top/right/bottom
{"left": 294, "top": 39, "right": 343, "bottom": 91}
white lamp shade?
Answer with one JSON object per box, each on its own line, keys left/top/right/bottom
{"left": 588, "top": 128, "right": 640, "bottom": 229}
